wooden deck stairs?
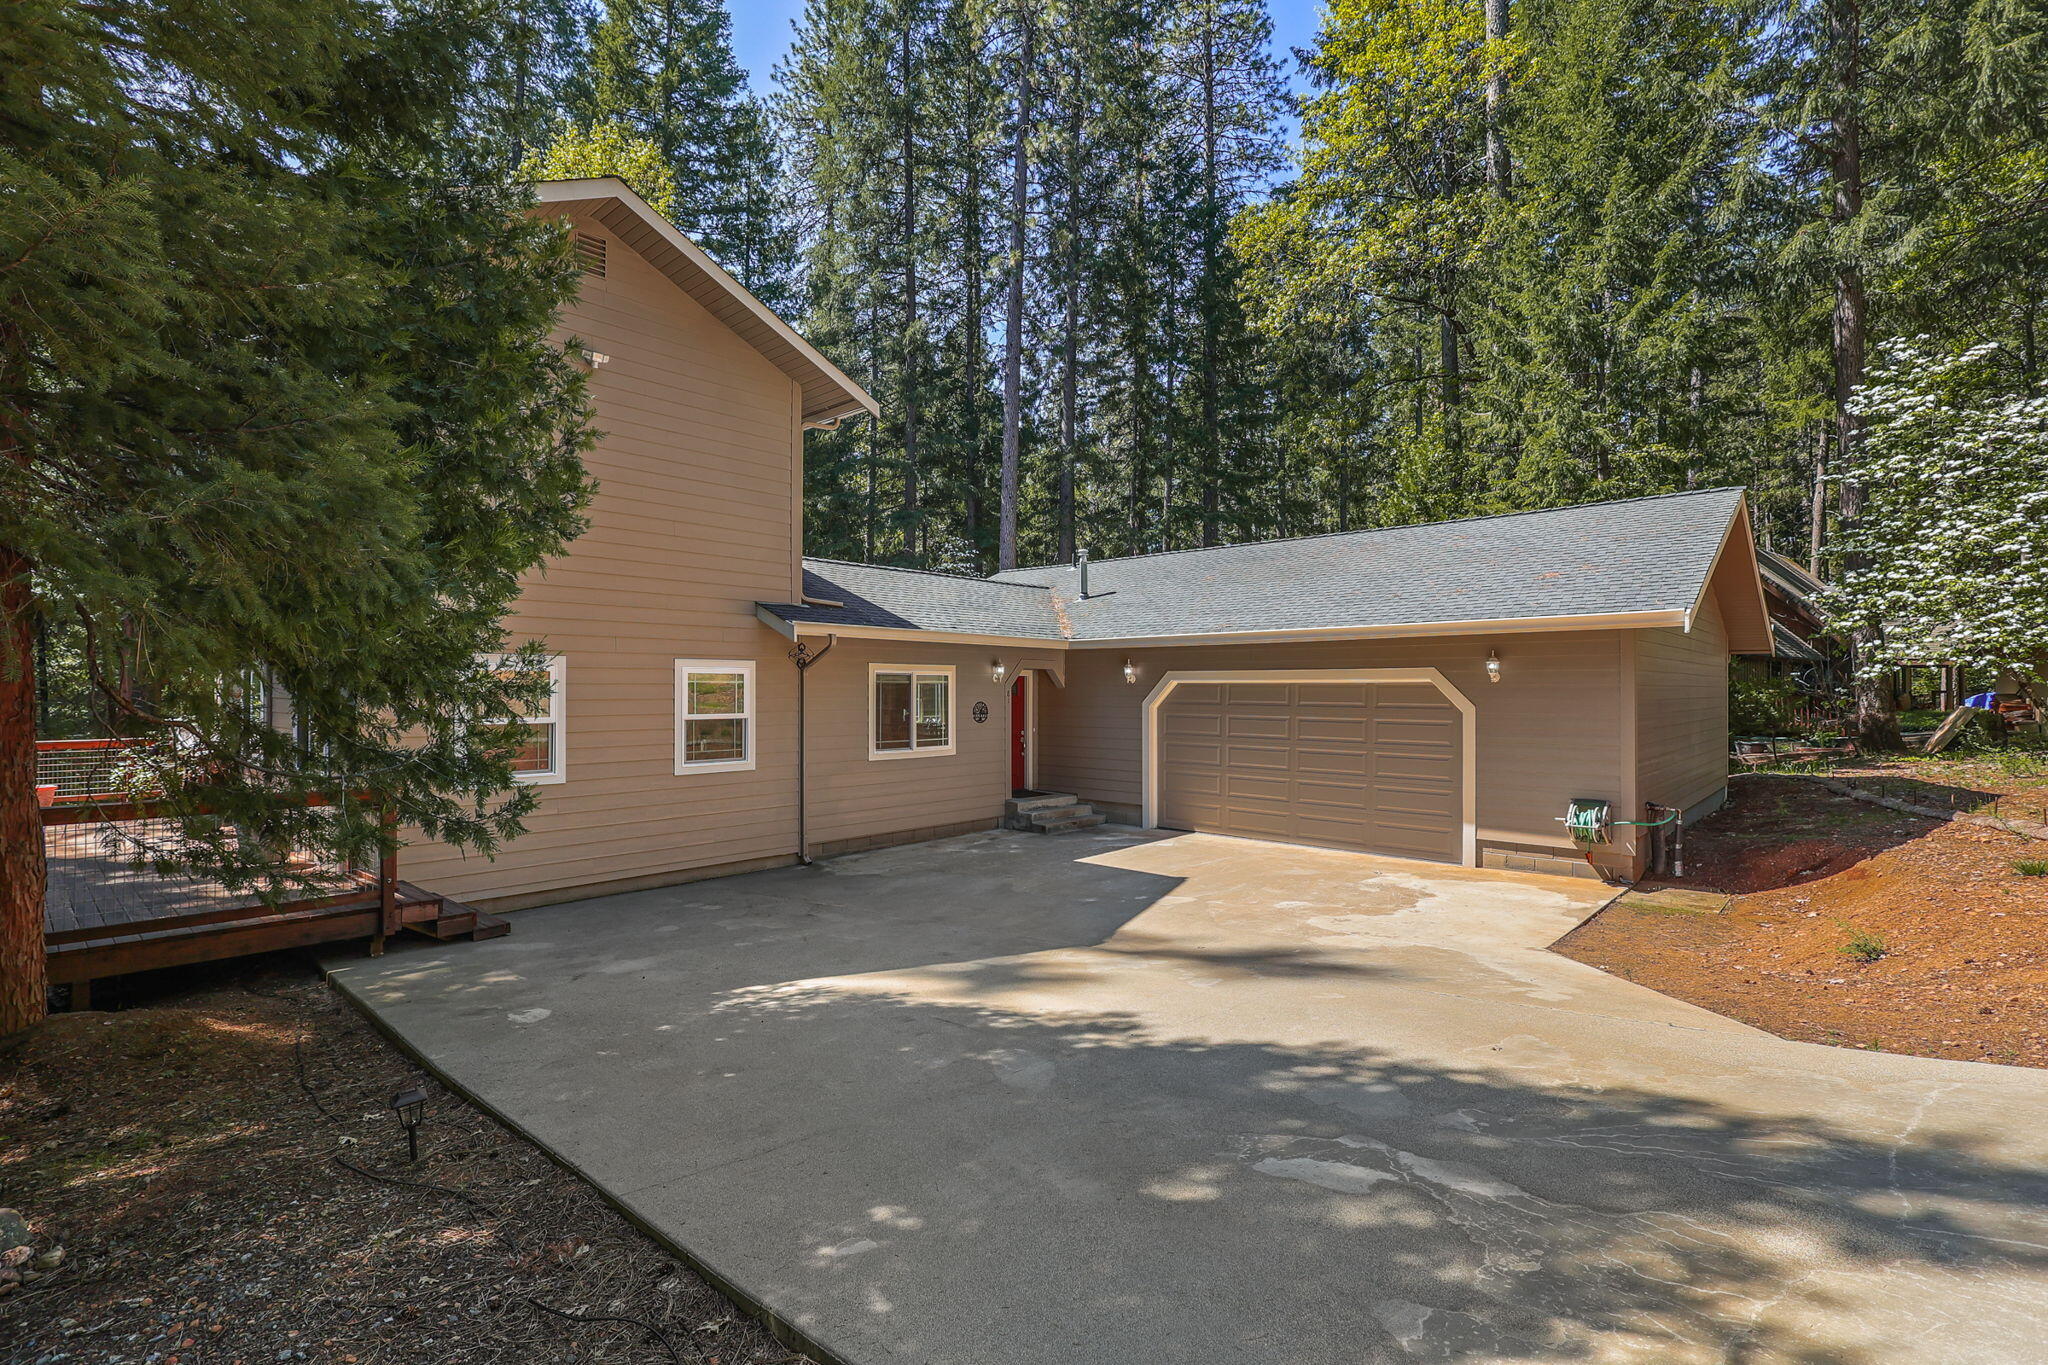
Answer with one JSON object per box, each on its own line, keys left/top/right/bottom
{"left": 392, "top": 882, "right": 510, "bottom": 943}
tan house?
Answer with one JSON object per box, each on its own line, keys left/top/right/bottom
{"left": 407, "top": 178, "right": 1772, "bottom": 908}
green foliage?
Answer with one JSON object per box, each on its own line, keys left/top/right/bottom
{"left": 577, "top": 0, "right": 792, "bottom": 304}
{"left": 2013, "top": 859, "right": 2048, "bottom": 877}
{"left": 1730, "top": 663, "right": 1807, "bottom": 735}
{"left": 3, "top": 0, "right": 596, "bottom": 892}
{"left": 1823, "top": 343, "right": 2048, "bottom": 689}
{"left": 1839, "top": 928, "right": 1889, "bottom": 963}
{"left": 523, "top": 119, "right": 680, "bottom": 217}
{"left": 777, "top": 0, "right": 1284, "bottom": 570}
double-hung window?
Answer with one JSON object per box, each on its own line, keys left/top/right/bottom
{"left": 676, "top": 660, "right": 756, "bottom": 773}
{"left": 480, "top": 654, "right": 567, "bottom": 785}
{"left": 870, "top": 665, "right": 954, "bottom": 759}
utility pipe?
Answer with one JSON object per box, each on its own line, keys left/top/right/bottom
{"left": 789, "top": 634, "right": 837, "bottom": 864}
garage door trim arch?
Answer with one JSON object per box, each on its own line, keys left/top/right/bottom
{"left": 1140, "top": 668, "right": 1478, "bottom": 867}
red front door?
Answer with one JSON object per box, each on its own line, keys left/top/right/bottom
{"left": 1010, "top": 676, "right": 1028, "bottom": 793}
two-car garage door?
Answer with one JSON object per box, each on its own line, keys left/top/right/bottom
{"left": 1155, "top": 680, "right": 1464, "bottom": 864}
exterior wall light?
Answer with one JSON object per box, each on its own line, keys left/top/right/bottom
{"left": 1486, "top": 649, "right": 1502, "bottom": 684}
{"left": 580, "top": 348, "right": 611, "bottom": 368}
{"left": 992, "top": 661, "right": 1008, "bottom": 685}
{"left": 1123, "top": 659, "right": 1139, "bottom": 685}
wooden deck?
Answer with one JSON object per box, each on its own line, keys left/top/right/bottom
{"left": 41, "top": 812, "right": 506, "bottom": 996}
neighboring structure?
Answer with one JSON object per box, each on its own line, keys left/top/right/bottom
{"left": 405, "top": 179, "right": 1771, "bottom": 901}
{"left": 1746, "top": 550, "right": 1833, "bottom": 679}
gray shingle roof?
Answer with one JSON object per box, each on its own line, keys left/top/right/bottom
{"left": 760, "top": 489, "right": 1747, "bottom": 643}
{"left": 764, "top": 561, "right": 1065, "bottom": 639}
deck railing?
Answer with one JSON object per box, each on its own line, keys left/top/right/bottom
{"left": 34, "top": 738, "right": 156, "bottom": 805}
{"left": 38, "top": 751, "right": 404, "bottom": 972}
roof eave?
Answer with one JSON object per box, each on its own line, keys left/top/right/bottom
{"left": 1068, "top": 609, "right": 1692, "bottom": 647}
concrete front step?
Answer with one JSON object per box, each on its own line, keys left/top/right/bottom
{"left": 1032, "top": 813, "right": 1106, "bottom": 834}
{"left": 1006, "top": 791, "right": 1080, "bottom": 814}
{"left": 1003, "top": 792, "right": 1105, "bottom": 834}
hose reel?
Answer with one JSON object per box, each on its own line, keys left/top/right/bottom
{"left": 1560, "top": 797, "right": 1614, "bottom": 845}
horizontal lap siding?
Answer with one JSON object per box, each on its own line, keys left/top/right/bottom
{"left": 1035, "top": 632, "right": 1633, "bottom": 862}
{"left": 800, "top": 640, "right": 1021, "bottom": 847}
{"left": 402, "top": 209, "right": 806, "bottom": 908}
{"left": 1635, "top": 593, "right": 1730, "bottom": 817}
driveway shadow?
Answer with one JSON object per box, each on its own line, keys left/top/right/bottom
{"left": 336, "top": 830, "right": 2048, "bottom": 1363}
{"left": 698, "top": 979, "right": 2048, "bottom": 1364}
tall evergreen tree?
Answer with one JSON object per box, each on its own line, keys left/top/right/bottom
{"left": 2, "top": 0, "right": 597, "bottom": 1030}
{"left": 580, "top": 0, "right": 794, "bottom": 303}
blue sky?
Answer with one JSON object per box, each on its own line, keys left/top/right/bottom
{"left": 726, "top": 0, "right": 1325, "bottom": 107}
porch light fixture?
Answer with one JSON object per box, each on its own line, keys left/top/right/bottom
{"left": 1122, "top": 659, "right": 1138, "bottom": 685}
{"left": 992, "top": 661, "right": 1008, "bottom": 685}
{"left": 1486, "top": 649, "right": 1502, "bottom": 684}
{"left": 390, "top": 1087, "right": 428, "bottom": 1162}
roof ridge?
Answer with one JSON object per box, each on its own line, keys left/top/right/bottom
{"left": 806, "top": 556, "right": 1052, "bottom": 592}
{"left": 996, "top": 487, "right": 1747, "bottom": 576}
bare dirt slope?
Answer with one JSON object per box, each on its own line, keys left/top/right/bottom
{"left": 1556, "top": 766, "right": 2048, "bottom": 1065}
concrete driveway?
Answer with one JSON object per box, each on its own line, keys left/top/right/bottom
{"left": 329, "top": 828, "right": 2048, "bottom": 1364}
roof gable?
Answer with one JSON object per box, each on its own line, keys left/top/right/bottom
{"left": 533, "top": 179, "right": 876, "bottom": 425}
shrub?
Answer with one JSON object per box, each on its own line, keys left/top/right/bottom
{"left": 2015, "top": 859, "right": 2048, "bottom": 877}
{"left": 1840, "top": 929, "right": 1889, "bottom": 963}
{"left": 1730, "top": 663, "right": 1809, "bottom": 734}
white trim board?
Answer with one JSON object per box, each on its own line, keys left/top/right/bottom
{"left": 867, "top": 662, "right": 958, "bottom": 760}
{"left": 1139, "top": 667, "right": 1479, "bottom": 868}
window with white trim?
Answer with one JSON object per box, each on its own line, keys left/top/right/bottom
{"left": 870, "top": 665, "right": 954, "bottom": 759}
{"left": 675, "top": 660, "right": 756, "bottom": 773}
{"left": 480, "top": 654, "right": 567, "bottom": 785}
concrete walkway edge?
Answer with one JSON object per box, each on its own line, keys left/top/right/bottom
{"left": 324, "top": 962, "right": 850, "bottom": 1365}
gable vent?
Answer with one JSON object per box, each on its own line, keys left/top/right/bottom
{"left": 572, "top": 232, "right": 607, "bottom": 277}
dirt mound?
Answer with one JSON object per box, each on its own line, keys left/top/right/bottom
{"left": 1556, "top": 770, "right": 2048, "bottom": 1066}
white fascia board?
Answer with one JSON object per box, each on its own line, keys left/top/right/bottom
{"left": 1065, "top": 609, "right": 1687, "bottom": 649}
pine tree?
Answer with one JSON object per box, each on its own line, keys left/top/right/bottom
{"left": 581, "top": 0, "right": 793, "bottom": 301}
{"left": 0, "top": 0, "right": 596, "bottom": 1030}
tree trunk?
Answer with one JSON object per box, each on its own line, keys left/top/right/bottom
{"left": 1808, "top": 425, "right": 1827, "bottom": 575}
{"left": 1483, "top": 0, "right": 1510, "bottom": 194}
{"left": 1828, "top": 0, "right": 1899, "bottom": 751}
{"left": 999, "top": 5, "right": 1032, "bottom": 571}
{"left": 0, "top": 541, "right": 45, "bottom": 1033}
{"left": 1439, "top": 304, "right": 1462, "bottom": 456}
{"left": 1198, "top": 0, "right": 1223, "bottom": 547}
{"left": 900, "top": 21, "right": 920, "bottom": 562}
{"left": 1058, "top": 97, "right": 1081, "bottom": 565}
{"left": 965, "top": 150, "right": 985, "bottom": 562}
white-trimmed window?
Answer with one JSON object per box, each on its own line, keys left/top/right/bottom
{"left": 870, "top": 664, "right": 954, "bottom": 759}
{"left": 676, "top": 660, "right": 756, "bottom": 774}
{"left": 480, "top": 654, "right": 567, "bottom": 785}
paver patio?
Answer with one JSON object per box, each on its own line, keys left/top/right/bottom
{"left": 328, "top": 828, "right": 2048, "bottom": 1364}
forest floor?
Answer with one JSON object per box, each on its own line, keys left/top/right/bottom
{"left": 1555, "top": 755, "right": 2048, "bottom": 1067}
{"left": 0, "top": 957, "right": 808, "bottom": 1365}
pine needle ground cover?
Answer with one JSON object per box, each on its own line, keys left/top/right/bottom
{"left": 1556, "top": 769, "right": 2048, "bottom": 1067}
{"left": 0, "top": 962, "right": 807, "bottom": 1365}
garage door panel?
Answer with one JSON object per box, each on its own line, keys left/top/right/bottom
{"left": 1295, "top": 683, "right": 1371, "bottom": 707}
{"left": 1226, "top": 773, "right": 1298, "bottom": 802}
{"left": 1295, "top": 748, "right": 1371, "bottom": 777}
{"left": 1157, "top": 676, "right": 1463, "bottom": 864}
{"left": 1295, "top": 717, "right": 1371, "bottom": 743}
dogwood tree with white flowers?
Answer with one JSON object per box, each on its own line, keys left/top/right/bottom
{"left": 1824, "top": 342, "right": 2048, "bottom": 689}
